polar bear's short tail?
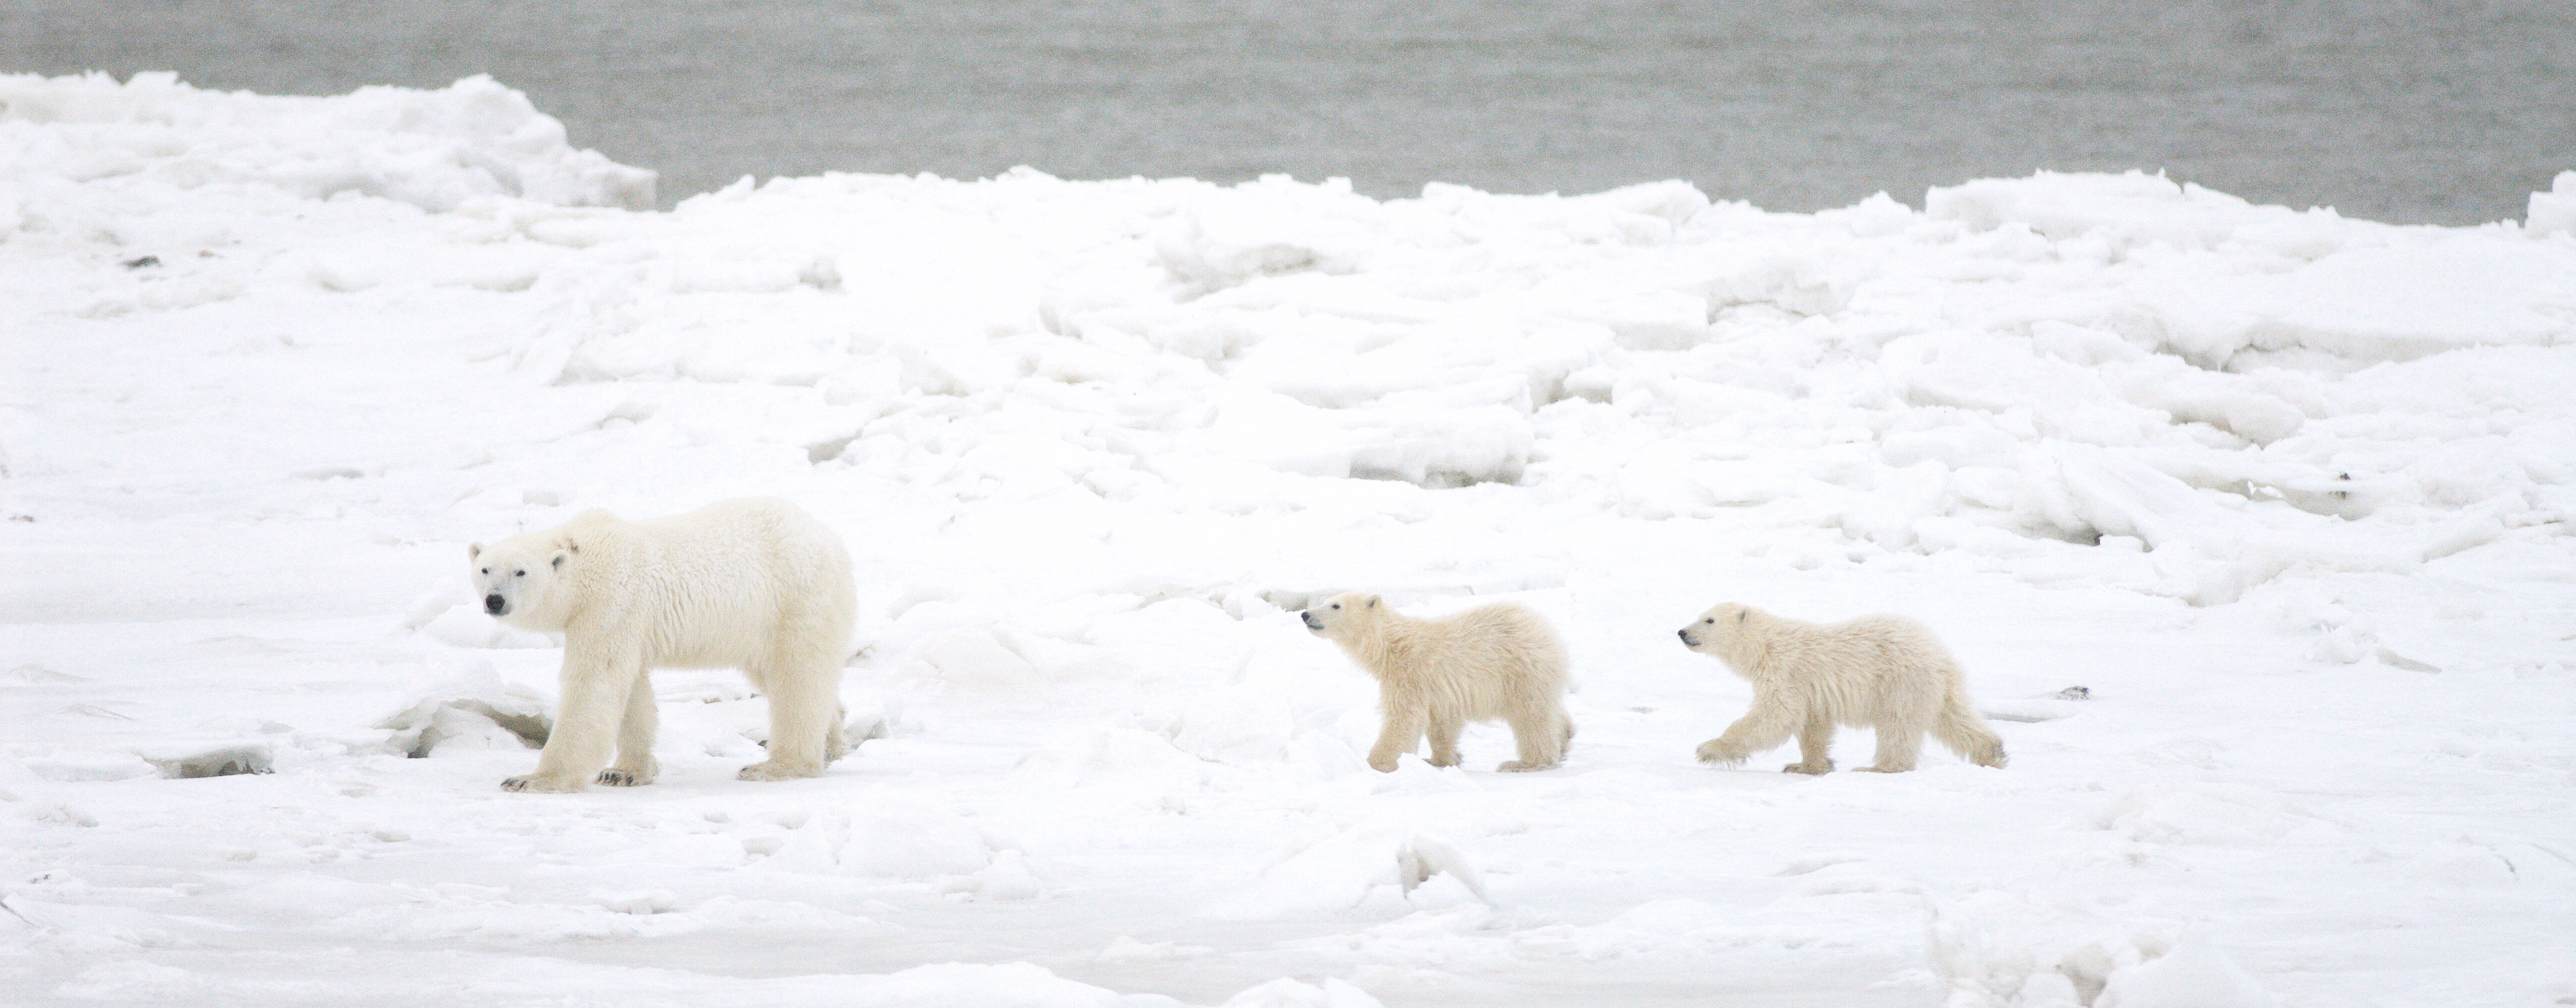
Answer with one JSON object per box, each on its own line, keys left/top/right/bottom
{"left": 1933, "top": 692, "right": 2007, "bottom": 768}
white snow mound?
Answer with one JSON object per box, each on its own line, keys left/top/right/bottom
{"left": 0, "top": 71, "right": 653, "bottom": 212}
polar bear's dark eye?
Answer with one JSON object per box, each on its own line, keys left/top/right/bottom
{"left": 1331, "top": 603, "right": 1341, "bottom": 609}
{"left": 1704, "top": 617, "right": 1714, "bottom": 623}
{"left": 480, "top": 568, "right": 489, "bottom": 575}
{"left": 514, "top": 570, "right": 526, "bottom": 577}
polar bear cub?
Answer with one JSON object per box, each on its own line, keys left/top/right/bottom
{"left": 1677, "top": 603, "right": 2005, "bottom": 774}
{"left": 1303, "top": 593, "right": 1574, "bottom": 773}
{"left": 470, "top": 498, "right": 857, "bottom": 792}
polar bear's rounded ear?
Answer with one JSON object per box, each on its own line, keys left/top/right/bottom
{"left": 1364, "top": 595, "right": 1380, "bottom": 609}
{"left": 1736, "top": 607, "right": 1748, "bottom": 623}
{"left": 550, "top": 552, "right": 567, "bottom": 570}
{"left": 468, "top": 542, "right": 482, "bottom": 561}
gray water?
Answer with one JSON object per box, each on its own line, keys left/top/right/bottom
{"left": 9, "top": 1, "right": 2573, "bottom": 224}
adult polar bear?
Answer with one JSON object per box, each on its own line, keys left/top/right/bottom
{"left": 469, "top": 498, "right": 856, "bottom": 792}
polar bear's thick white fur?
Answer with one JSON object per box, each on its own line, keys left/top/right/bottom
{"left": 1303, "top": 593, "right": 1574, "bottom": 773}
{"left": 469, "top": 498, "right": 856, "bottom": 792}
{"left": 1678, "top": 603, "right": 2005, "bottom": 774}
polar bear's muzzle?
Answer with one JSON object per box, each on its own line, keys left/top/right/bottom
{"left": 1677, "top": 629, "right": 1696, "bottom": 647}
{"left": 1301, "top": 610, "right": 1324, "bottom": 631}
{"left": 486, "top": 593, "right": 508, "bottom": 616}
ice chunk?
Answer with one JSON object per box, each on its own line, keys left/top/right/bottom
{"left": 1208, "top": 824, "right": 1488, "bottom": 919}
{"left": 2095, "top": 937, "right": 2279, "bottom": 1008}
{"left": 2529, "top": 170, "right": 2576, "bottom": 238}
{"left": 402, "top": 584, "right": 557, "bottom": 649}
{"left": 373, "top": 672, "right": 552, "bottom": 757}
{"left": 1221, "top": 977, "right": 1386, "bottom": 1008}
{"left": 1345, "top": 406, "right": 1531, "bottom": 487}
{"left": 1927, "top": 170, "right": 2319, "bottom": 254}
{"left": 1154, "top": 180, "right": 1376, "bottom": 296}
{"left": 23, "top": 751, "right": 157, "bottom": 782}
{"left": 0, "top": 72, "right": 653, "bottom": 211}
{"left": 137, "top": 743, "right": 273, "bottom": 778}
{"left": 1092, "top": 935, "right": 1214, "bottom": 963}
{"left": 2022, "top": 442, "right": 2235, "bottom": 552}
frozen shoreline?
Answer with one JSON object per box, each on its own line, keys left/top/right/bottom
{"left": 5, "top": 73, "right": 2574, "bottom": 1007}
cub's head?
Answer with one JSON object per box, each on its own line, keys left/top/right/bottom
{"left": 1676, "top": 602, "right": 1754, "bottom": 654}
{"left": 1299, "top": 592, "right": 1382, "bottom": 641}
{"left": 467, "top": 532, "right": 577, "bottom": 629}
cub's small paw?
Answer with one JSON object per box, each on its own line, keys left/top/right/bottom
{"left": 1782, "top": 760, "right": 1833, "bottom": 775}
{"left": 1695, "top": 741, "right": 1746, "bottom": 766}
{"left": 1428, "top": 752, "right": 1462, "bottom": 768}
{"left": 736, "top": 760, "right": 820, "bottom": 782}
{"left": 500, "top": 775, "right": 580, "bottom": 793}
{"left": 1367, "top": 755, "right": 1400, "bottom": 773}
{"left": 597, "top": 768, "right": 653, "bottom": 787}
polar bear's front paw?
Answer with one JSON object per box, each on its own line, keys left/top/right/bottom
{"left": 597, "top": 768, "right": 655, "bottom": 787}
{"left": 1367, "top": 753, "right": 1400, "bottom": 773}
{"left": 500, "top": 774, "right": 583, "bottom": 793}
{"left": 736, "top": 760, "right": 820, "bottom": 782}
{"left": 1782, "top": 759, "right": 1834, "bottom": 775}
{"left": 1695, "top": 740, "right": 1747, "bottom": 766}
{"left": 1495, "top": 759, "right": 1557, "bottom": 772}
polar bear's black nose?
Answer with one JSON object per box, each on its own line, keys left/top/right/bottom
{"left": 1677, "top": 629, "right": 1692, "bottom": 644}
{"left": 485, "top": 594, "right": 506, "bottom": 615}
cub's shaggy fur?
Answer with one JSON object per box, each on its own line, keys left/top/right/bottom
{"left": 1678, "top": 603, "right": 2005, "bottom": 774}
{"left": 1303, "top": 593, "right": 1574, "bottom": 772}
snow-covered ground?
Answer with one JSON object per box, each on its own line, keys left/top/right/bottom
{"left": 5, "top": 73, "right": 2575, "bottom": 1007}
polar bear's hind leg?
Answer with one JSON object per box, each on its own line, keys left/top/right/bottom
{"left": 1935, "top": 695, "right": 2007, "bottom": 768}
{"left": 824, "top": 701, "right": 851, "bottom": 763}
{"left": 1857, "top": 719, "right": 1923, "bottom": 773}
{"left": 736, "top": 643, "right": 838, "bottom": 782}
{"left": 1497, "top": 705, "right": 1567, "bottom": 772}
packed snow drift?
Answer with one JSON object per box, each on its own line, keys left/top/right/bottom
{"left": 5, "top": 73, "right": 2573, "bottom": 1007}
